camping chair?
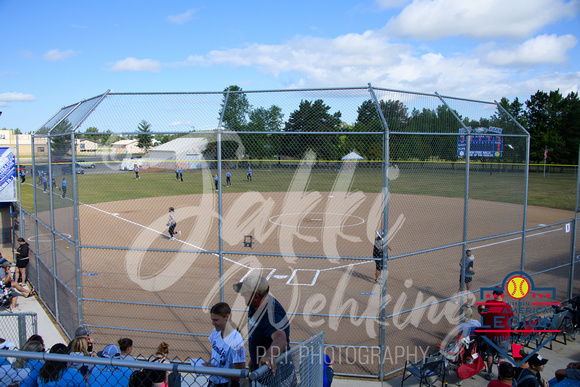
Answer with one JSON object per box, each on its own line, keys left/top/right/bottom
{"left": 535, "top": 311, "right": 568, "bottom": 350}
{"left": 401, "top": 354, "right": 446, "bottom": 387}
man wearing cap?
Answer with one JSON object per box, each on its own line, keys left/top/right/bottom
{"left": 515, "top": 353, "right": 548, "bottom": 387}
{"left": 482, "top": 289, "right": 514, "bottom": 381}
{"left": 233, "top": 275, "right": 290, "bottom": 377}
{"left": 89, "top": 344, "right": 133, "bottom": 387}
{"left": 555, "top": 361, "right": 580, "bottom": 382}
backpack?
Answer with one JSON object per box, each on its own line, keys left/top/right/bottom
{"left": 513, "top": 372, "right": 537, "bottom": 387}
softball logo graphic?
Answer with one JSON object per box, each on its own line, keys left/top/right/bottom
{"left": 507, "top": 276, "right": 529, "bottom": 299}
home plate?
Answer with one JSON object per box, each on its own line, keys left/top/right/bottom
{"left": 273, "top": 275, "right": 288, "bottom": 279}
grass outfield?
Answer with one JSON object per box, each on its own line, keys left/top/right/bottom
{"left": 17, "top": 167, "right": 577, "bottom": 213}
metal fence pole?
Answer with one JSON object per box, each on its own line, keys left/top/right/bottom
{"left": 368, "top": 83, "right": 389, "bottom": 381}
{"left": 521, "top": 136, "right": 531, "bottom": 271}
{"left": 569, "top": 145, "right": 580, "bottom": 299}
{"left": 30, "top": 136, "right": 41, "bottom": 290}
{"left": 47, "top": 135, "right": 60, "bottom": 324}
{"left": 217, "top": 88, "right": 230, "bottom": 303}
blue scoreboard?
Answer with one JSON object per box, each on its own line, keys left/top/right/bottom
{"left": 457, "top": 127, "right": 503, "bottom": 158}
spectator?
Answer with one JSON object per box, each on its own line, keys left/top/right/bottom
{"left": 118, "top": 338, "right": 134, "bottom": 360}
{"left": 0, "top": 340, "right": 29, "bottom": 387}
{"left": 483, "top": 289, "right": 514, "bottom": 381}
{"left": 514, "top": 353, "right": 548, "bottom": 387}
{"left": 233, "top": 275, "right": 290, "bottom": 375}
{"left": 555, "top": 361, "right": 580, "bottom": 382}
{"left": 68, "top": 337, "right": 95, "bottom": 379}
{"left": 69, "top": 326, "right": 95, "bottom": 355}
{"left": 90, "top": 344, "right": 133, "bottom": 387}
{"left": 14, "top": 338, "right": 45, "bottom": 387}
{"left": 514, "top": 349, "right": 530, "bottom": 380}
{"left": 37, "top": 343, "right": 85, "bottom": 387}
{"left": 14, "top": 237, "right": 30, "bottom": 286}
{"left": 203, "top": 302, "right": 246, "bottom": 387}
{"left": 148, "top": 342, "right": 169, "bottom": 387}
{"left": 129, "top": 370, "right": 153, "bottom": 387}
{"left": 2, "top": 261, "right": 34, "bottom": 312}
{"left": 0, "top": 339, "right": 16, "bottom": 366}
{"left": 487, "top": 361, "right": 515, "bottom": 386}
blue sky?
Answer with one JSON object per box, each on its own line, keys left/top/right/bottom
{"left": 1, "top": 0, "right": 579, "bottom": 133}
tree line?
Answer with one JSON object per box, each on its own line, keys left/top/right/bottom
{"left": 5, "top": 86, "right": 578, "bottom": 164}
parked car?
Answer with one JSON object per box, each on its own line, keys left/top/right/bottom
{"left": 77, "top": 159, "right": 96, "bottom": 168}
{"left": 61, "top": 163, "right": 85, "bottom": 175}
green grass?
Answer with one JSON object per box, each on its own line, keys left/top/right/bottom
{"left": 18, "top": 168, "right": 578, "bottom": 214}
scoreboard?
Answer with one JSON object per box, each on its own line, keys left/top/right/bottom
{"left": 457, "top": 127, "right": 503, "bottom": 158}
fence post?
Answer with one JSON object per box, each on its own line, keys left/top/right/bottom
{"left": 569, "top": 146, "right": 580, "bottom": 299}
{"left": 17, "top": 314, "right": 27, "bottom": 347}
{"left": 168, "top": 364, "right": 181, "bottom": 387}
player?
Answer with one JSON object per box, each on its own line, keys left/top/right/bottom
{"left": 134, "top": 164, "right": 140, "bottom": 179}
{"left": 61, "top": 178, "right": 67, "bottom": 199}
{"left": 175, "top": 167, "right": 180, "bottom": 181}
{"left": 214, "top": 174, "right": 219, "bottom": 190}
{"left": 247, "top": 167, "right": 252, "bottom": 181}
{"left": 226, "top": 171, "right": 231, "bottom": 186}
{"left": 373, "top": 230, "right": 391, "bottom": 283}
{"left": 167, "top": 207, "right": 181, "bottom": 240}
{"left": 459, "top": 249, "right": 475, "bottom": 291}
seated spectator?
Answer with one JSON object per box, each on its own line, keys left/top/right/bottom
{"left": 13, "top": 337, "right": 45, "bottom": 387}
{"left": 515, "top": 353, "right": 548, "bottom": 387}
{"left": 148, "top": 342, "right": 170, "bottom": 387}
{"left": 37, "top": 343, "right": 85, "bottom": 387}
{"left": 555, "top": 361, "right": 580, "bottom": 382}
{"left": 487, "top": 362, "right": 515, "bottom": 386}
{"left": 68, "top": 337, "right": 94, "bottom": 379}
{"left": 129, "top": 370, "right": 153, "bottom": 387}
{"left": 119, "top": 338, "right": 135, "bottom": 360}
{"left": 68, "top": 326, "right": 95, "bottom": 355}
{"left": 89, "top": 344, "right": 133, "bottom": 387}
{"left": 0, "top": 339, "right": 30, "bottom": 387}
{"left": 1, "top": 261, "right": 34, "bottom": 312}
{"left": 0, "top": 339, "right": 15, "bottom": 366}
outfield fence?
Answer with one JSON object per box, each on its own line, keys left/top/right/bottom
{"left": 11, "top": 86, "right": 580, "bottom": 380}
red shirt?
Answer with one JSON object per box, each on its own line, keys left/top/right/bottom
{"left": 483, "top": 299, "right": 514, "bottom": 340}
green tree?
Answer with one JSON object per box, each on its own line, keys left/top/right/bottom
{"left": 137, "top": 120, "right": 153, "bottom": 152}
{"left": 525, "top": 90, "right": 567, "bottom": 162}
{"left": 244, "top": 106, "right": 284, "bottom": 160}
{"left": 282, "top": 99, "right": 342, "bottom": 160}
{"left": 220, "top": 85, "right": 251, "bottom": 131}
{"left": 13, "top": 128, "right": 22, "bottom": 134}
{"left": 84, "top": 127, "right": 99, "bottom": 143}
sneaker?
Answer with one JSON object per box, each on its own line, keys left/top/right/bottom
{"left": 177, "top": 231, "right": 181, "bottom": 236}
{"left": 484, "top": 373, "right": 493, "bottom": 381}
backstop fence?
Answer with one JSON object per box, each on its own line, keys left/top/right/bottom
{"left": 10, "top": 86, "right": 580, "bottom": 380}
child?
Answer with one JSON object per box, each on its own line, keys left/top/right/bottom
{"left": 204, "top": 302, "right": 246, "bottom": 387}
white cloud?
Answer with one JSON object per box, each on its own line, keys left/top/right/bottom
{"left": 0, "top": 92, "right": 36, "bottom": 102}
{"left": 43, "top": 49, "right": 80, "bottom": 62}
{"left": 108, "top": 57, "right": 161, "bottom": 72}
{"left": 167, "top": 9, "right": 197, "bottom": 25}
{"left": 484, "top": 34, "right": 578, "bottom": 66}
{"left": 384, "top": 0, "right": 580, "bottom": 40}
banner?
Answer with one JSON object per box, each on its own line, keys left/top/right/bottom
{"left": 0, "top": 147, "right": 17, "bottom": 202}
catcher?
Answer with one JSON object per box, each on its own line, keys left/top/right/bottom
{"left": 373, "top": 230, "right": 392, "bottom": 283}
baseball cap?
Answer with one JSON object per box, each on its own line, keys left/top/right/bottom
{"left": 74, "top": 326, "right": 93, "bottom": 338}
{"left": 528, "top": 353, "right": 548, "bottom": 367}
{"left": 98, "top": 344, "right": 121, "bottom": 359}
{"left": 1, "top": 261, "right": 11, "bottom": 268}
{"left": 233, "top": 275, "right": 269, "bottom": 295}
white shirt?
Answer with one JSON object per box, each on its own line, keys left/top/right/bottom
{"left": 208, "top": 328, "right": 246, "bottom": 384}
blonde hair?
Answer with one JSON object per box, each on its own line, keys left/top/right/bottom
{"left": 70, "top": 337, "right": 89, "bottom": 355}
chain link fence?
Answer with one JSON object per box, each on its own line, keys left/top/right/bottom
{"left": 11, "top": 86, "right": 579, "bottom": 380}
{"left": 0, "top": 313, "right": 37, "bottom": 349}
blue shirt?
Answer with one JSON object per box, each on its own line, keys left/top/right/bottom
{"left": 179, "top": 168, "right": 182, "bottom": 173}
{"left": 20, "top": 359, "right": 44, "bottom": 387}
{"left": 88, "top": 365, "right": 133, "bottom": 387}
{"left": 226, "top": 172, "right": 231, "bottom": 177}
{"left": 61, "top": 180, "right": 67, "bottom": 187}
{"left": 248, "top": 169, "right": 252, "bottom": 174}
{"left": 247, "top": 296, "right": 290, "bottom": 370}
{"left": 38, "top": 368, "right": 85, "bottom": 387}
